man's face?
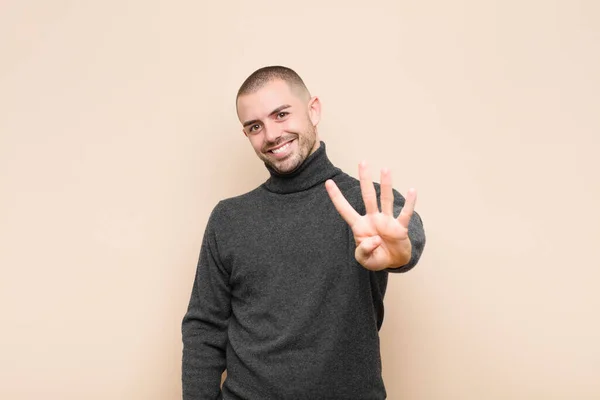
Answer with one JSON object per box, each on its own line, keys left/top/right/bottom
{"left": 237, "top": 79, "right": 320, "bottom": 174}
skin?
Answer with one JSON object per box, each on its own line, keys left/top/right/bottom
{"left": 325, "top": 167, "right": 417, "bottom": 271}
{"left": 236, "top": 79, "right": 417, "bottom": 271}
{"left": 236, "top": 79, "right": 321, "bottom": 175}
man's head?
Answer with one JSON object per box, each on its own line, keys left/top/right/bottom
{"left": 236, "top": 66, "right": 321, "bottom": 174}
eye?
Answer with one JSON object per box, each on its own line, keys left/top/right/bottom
{"left": 276, "top": 111, "right": 289, "bottom": 119}
{"left": 249, "top": 124, "right": 261, "bottom": 133}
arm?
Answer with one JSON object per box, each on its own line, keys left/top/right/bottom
{"left": 182, "top": 205, "right": 231, "bottom": 399}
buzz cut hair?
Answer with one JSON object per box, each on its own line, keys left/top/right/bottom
{"left": 236, "top": 65, "right": 311, "bottom": 100}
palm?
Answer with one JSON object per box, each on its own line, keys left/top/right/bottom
{"left": 325, "top": 162, "right": 416, "bottom": 271}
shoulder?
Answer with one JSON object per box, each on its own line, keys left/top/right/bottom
{"left": 218, "top": 186, "right": 263, "bottom": 208}
{"left": 331, "top": 170, "right": 360, "bottom": 197}
{"left": 205, "top": 185, "right": 265, "bottom": 227}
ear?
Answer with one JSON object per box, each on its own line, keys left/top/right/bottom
{"left": 308, "top": 96, "right": 321, "bottom": 127}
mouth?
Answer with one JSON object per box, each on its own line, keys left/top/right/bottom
{"left": 267, "top": 139, "right": 295, "bottom": 158}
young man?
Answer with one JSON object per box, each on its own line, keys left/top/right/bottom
{"left": 182, "top": 66, "right": 426, "bottom": 399}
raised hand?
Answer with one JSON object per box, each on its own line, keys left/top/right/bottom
{"left": 325, "top": 162, "right": 416, "bottom": 271}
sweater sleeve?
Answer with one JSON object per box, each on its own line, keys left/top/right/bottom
{"left": 182, "top": 204, "right": 231, "bottom": 399}
{"left": 387, "top": 188, "right": 426, "bottom": 273}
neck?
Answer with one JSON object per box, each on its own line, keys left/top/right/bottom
{"left": 263, "top": 141, "right": 340, "bottom": 194}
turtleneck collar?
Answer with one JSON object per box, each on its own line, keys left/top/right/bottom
{"left": 262, "top": 141, "right": 341, "bottom": 194}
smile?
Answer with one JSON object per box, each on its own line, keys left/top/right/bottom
{"left": 270, "top": 141, "right": 292, "bottom": 154}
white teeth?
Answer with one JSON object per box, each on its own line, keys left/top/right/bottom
{"left": 272, "top": 142, "right": 291, "bottom": 154}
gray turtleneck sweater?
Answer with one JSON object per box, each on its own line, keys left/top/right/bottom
{"left": 182, "top": 142, "right": 426, "bottom": 399}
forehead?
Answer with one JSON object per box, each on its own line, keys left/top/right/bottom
{"left": 237, "top": 79, "right": 302, "bottom": 121}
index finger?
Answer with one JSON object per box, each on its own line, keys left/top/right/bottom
{"left": 325, "top": 179, "right": 360, "bottom": 227}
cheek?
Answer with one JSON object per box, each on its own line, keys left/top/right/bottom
{"left": 282, "top": 119, "right": 304, "bottom": 134}
{"left": 246, "top": 135, "right": 261, "bottom": 151}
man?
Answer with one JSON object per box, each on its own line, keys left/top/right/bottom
{"left": 182, "top": 66, "right": 426, "bottom": 399}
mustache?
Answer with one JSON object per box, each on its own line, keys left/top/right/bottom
{"left": 262, "top": 134, "right": 298, "bottom": 152}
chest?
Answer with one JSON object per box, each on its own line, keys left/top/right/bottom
{"left": 220, "top": 190, "right": 359, "bottom": 297}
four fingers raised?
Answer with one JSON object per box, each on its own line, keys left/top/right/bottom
{"left": 326, "top": 162, "right": 418, "bottom": 228}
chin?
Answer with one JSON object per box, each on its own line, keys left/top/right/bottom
{"left": 272, "top": 155, "right": 303, "bottom": 174}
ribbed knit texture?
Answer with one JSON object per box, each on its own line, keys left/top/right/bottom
{"left": 182, "top": 142, "right": 426, "bottom": 399}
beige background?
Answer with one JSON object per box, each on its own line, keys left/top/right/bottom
{"left": 1, "top": 0, "right": 599, "bottom": 399}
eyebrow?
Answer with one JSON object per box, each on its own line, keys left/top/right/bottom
{"left": 242, "top": 104, "right": 292, "bottom": 128}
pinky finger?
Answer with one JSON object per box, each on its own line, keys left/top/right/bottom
{"left": 397, "top": 188, "right": 417, "bottom": 227}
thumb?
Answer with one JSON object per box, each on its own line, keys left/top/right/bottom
{"left": 355, "top": 235, "right": 382, "bottom": 261}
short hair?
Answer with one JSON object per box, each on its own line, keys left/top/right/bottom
{"left": 236, "top": 66, "right": 310, "bottom": 100}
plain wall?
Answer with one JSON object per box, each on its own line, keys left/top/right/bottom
{"left": 1, "top": 0, "right": 599, "bottom": 399}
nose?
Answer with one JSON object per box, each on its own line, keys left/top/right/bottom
{"left": 263, "top": 121, "right": 283, "bottom": 143}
